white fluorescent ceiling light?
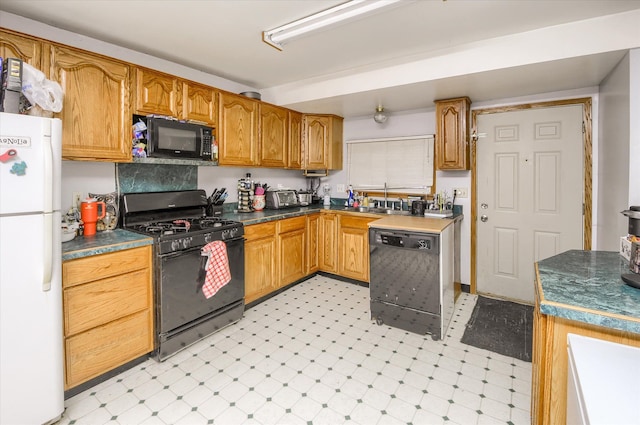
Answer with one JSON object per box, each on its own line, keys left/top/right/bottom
{"left": 263, "top": 0, "right": 402, "bottom": 50}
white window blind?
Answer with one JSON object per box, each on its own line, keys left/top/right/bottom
{"left": 347, "top": 135, "right": 434, "bottom": 195}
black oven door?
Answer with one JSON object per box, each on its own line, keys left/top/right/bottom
{"left": 157, "top": 237, "right": 245, "bottom": 335}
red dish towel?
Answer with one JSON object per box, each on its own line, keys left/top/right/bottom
{"left": 201, "top": 241, "right": 231, "bottom": 299}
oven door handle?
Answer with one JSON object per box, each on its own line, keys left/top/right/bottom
{"left": 161, "top": 246, "right": 204, "bottom": 260}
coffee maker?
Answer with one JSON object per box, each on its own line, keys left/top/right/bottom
{"left": 621, "top": 206, "right": 640, "bottom": 288}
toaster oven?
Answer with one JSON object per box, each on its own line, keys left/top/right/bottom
{"left": 265, "top": 190, "right": 300, "bottom": 209}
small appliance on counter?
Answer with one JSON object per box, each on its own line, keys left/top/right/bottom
{"left": 411, "top": 200, "right": 428, "bottom": 216}
{"left": 297, "top": 190, "right": 313, "bottom": 206}
{"left": 266, "top": 190, "right": 300, "bottom": 209}
{"left": 621, "top": 206, "right": 640, "bottom": 288}
{"left": 323, "top": 184, "right": 331, "bottom": 206}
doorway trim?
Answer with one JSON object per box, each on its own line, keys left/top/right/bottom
{"left": 469, "top": 98, "right": 592, "bottom": 294}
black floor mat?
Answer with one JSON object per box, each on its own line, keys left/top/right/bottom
{"left": 461, "top": 296, "right": 534, "bottom": 362}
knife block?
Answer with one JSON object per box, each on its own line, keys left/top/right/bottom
{"left": 206, "top": 204, "right": 223, "bottom": 217}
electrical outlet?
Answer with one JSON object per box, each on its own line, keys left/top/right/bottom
{"left": 72, "top": 192, "right": 82, "bottom": 209}
{"left": 336, "top": 184, "right": 346, "bottom": 193}
{"left": 453, "top": 188, "right": 468, "bottom": 198}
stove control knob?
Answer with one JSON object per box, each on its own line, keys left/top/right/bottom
{"left": 183, "top": 238, "right": 192, "bottom": 249}
{"left": 171, "top": 240, "right": 180, "bottom": 251}
{"left": 204, "top": 233, "right": 213, "bottom": 243}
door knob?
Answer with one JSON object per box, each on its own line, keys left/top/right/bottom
{"left": 481, "top": 215, "right": 488, "bottom": 222}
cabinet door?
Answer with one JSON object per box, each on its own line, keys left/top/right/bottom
{"left": 304, "top": 115, "right": 329, "bottom": 170}
{"left": 338, "top": 215, "right": 375, "bottom": 282}
{"left": 307, "top": 214, "right": 319, "bottom": 274}
{"left": 244, "top": 222, "right": 278, "bottom": 304}
{"left": 435, "top": 97, "right": 470, "bottom": 170}
{"left": 0, "top": 30, "right": 42, "bottom": 69}
{"left": 287, "top": 110, "right": 303, "bottom": 169}
{"left": 259, "top": 103, "right": 288, "bottom": 167}
{"left": 50, "top": 46, "right": 132, "bottom": 161}
{"left": 278, "top": 217, "right": 306, "bottom": 287}
{"left": 319, "top": 213, "right": 338, "bottom": 273}
{"left": 218, "top": 92, "right": 258, "bottom": 166}
{"left": 134, "top": 67, "right": 178, "bottom": 116}
{"left": 180, "top": 81, "right": 217, "bottom": 126}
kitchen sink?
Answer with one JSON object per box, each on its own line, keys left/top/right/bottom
{"left": 352, "top": 207, "right": 412, "bottom": 216}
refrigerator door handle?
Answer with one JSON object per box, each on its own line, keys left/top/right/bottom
{"left": 42, "top": 213, "right": 52, "bottom": 292}
{"left": 43, "top": 133, "right": 53, "bottom": 213}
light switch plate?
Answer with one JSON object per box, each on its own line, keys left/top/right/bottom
{"left": 336, "top": 184, "right": 346, "bottom": 194}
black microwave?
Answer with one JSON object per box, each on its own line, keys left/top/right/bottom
{"left": 143, "top": 116, "right": 213, "bottom": 160}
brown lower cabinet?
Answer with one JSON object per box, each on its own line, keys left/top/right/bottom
{"left": 62, "top": 246, "right": 154, "bottom": 390}
{"left": 531, "top": 283, "right": 640, "bottom": 424}
{"left": 245, "top": 211, "right": 378, "bottom": 305}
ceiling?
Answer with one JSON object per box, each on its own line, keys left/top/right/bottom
{"left": 2, "top": 0, "right": 640, "bottom": 118}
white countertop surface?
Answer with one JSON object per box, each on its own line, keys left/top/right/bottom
{"left": 567, "top": 333, "right": 640, "bottom": 424}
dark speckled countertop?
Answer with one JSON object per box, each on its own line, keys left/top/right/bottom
{"left": 536, "top": 250, "right": 640, "bottom": 334}
{"left": 61, "top": 229, "right": 153, "bottom": 261}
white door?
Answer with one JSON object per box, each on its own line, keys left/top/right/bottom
{"left": 476, "top": 105, "right": 584, "bottom": 303}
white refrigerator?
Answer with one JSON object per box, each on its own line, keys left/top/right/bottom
{"left": 0, "top": 113, "right": 64, "bottom": 424}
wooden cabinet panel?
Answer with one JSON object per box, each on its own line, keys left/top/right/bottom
{"left": 64, "top": 269, "right": 150, "bottom": 336}
{"left": 0, "top": 29, "right": 42, "bottom": 68}
{"left": 63, "top": 247, "right": 148, "bottom": 287}
{"left": 278, "top": 217, "right": 306, "bottom": 287}
{"left": 259, "top": 103, "right": 288, "bottom": 167}
{"left": 435, "top": 97, "right": 471, "bottom": 170}
{"left": 180, "top": 81, "right": 217, "bottom": 126}
{"left": 65, "top": 310, "right": 153, "bottom": 388}
{"left": 288, "top": 110, "right": 303, "bottom": 169}
{"left": 338, "top": 216, "right": 376, "bottom": 282}
{"left": 303, "top": 114, "right": 343, "bottom": 170}
{"left": 244, "top": 222, "right": 278, "bottom": 304}
{"left": 219, "top": 92, "right": 258, "bottom": 166}
{"left": 50, "top": 45, "right": 132, "bottom": 161}
{"left": 133, "top": 67, "right": 178, "bottom": 116}
{"left": 319, "top": 213, "right": 338, "bottom": 273}
{"left": 307, "top": 214, "right": 319, "bottom": 274}
{"left": 62, "top": 245, "right": 153, "bottom": 390}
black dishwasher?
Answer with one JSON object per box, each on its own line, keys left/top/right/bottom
{"left": 369, "top": 227, "right": 444, "bottom": 339}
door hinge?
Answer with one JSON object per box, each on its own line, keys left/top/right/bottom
{"left": 582, "top": 121, "right": 586, "bottom": 134}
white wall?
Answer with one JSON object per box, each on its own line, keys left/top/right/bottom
{"left": 629, "top": 49, "right": 640, "bottom": 208}
{"left": 597, "top": 52, "right": 632, "bottom": 249}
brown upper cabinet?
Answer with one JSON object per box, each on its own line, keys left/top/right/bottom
{"left": 288, "top": 110, "right": 303, "bottom": 169}
{"left": 133, "top": 68, "right": 178, "bottom": 117}
{"left": 132, "top": 67, "right": 217, "bottom": 127}
{"left": 259, "top": 103, "right": 288, "bottom": 167}
{"left": 218, "top": 91, "right": 259, "bottom": 166}
{"left": 0, "top": 29, "right": 43, "bottom": 69}
{"left": 435, "top": 97, "right": 471, "bottom": 170}
{"left": 50, "top": 45, "right": 132, "bottom": 161}
{"left": 180, "top": 81, "right": 217, "bottom": 126}
{"left": 303, "top": 114, "right": 343, "bottom": 171}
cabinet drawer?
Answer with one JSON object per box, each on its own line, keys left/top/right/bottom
{"left": 65, "top": 309, "right": 153, "bottom": 389}
{"left": 63, "top": 246, "right": 150, "bottom": 288}
{"left": 245, "top": 222, "right": 277, "bottom": 240}
{"left": 64, "top": 268, "right": 151, "bottom": 336}
{"left": 340, "top": 215, "right": 376, "bottom": 229}
{"left": 278, "top": 216, "right": 306, "bottom": 233}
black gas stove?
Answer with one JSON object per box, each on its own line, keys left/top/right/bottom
{"left": 120, "top": 189, "right": 245, "bottom": 361}
{"left": 121, "top": 190, "right": 244, "bottom": 255}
